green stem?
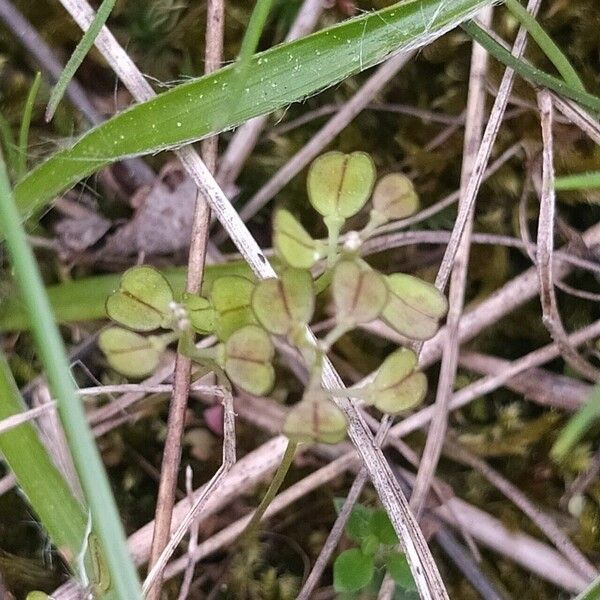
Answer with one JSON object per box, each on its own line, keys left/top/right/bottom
{"left": 551, "top": 385, "right": 600, "bottom": 462}
{"left": 236, "top": 0, "right": 275, "bottom": 69}
{"left": 555, "top": 171, "right": 600, "bottom": 191}
{"left": 177, "top": 327, "right": 220, "bottom": 364}
{"left": 17, "top": 72, "right": 41, "bottom": 180}
{"left": 575, "top": 575, "right": 600, "bottom": 600}
{"left": 241, "top": 440, "right": 298, "bottom": 539}
{"left": 0, "top": 150, "right": 141, "bottom": 597}
{"left": 462, "top": 21, "right": 600, "bottom": 113}
{"left": 504, "top": 0, "right": 585, "bottom": 92}
{"left": 324, "top": 215, "right": 344, "bottom": 268}
{"left": 45, "top": 0, "right": 117, "bottom": 121}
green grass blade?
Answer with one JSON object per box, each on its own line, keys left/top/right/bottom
{"left": 237, "top": 0, "right": 276, "bottom": 66}
{"left": 0, "top": 351, "right": 89, "bottom": 568}
{"left": 575, "top": 576, "right": 600, "bottom": 600}
{"left": 45, "top": 0, "right": 116, "bottom": 122}
{"left": 555, "top": 171, "right": 600, "bottom": 191}
{"left": 17, "top": 72, "right": 41, "bottom": 180}
{"left": 462, "top": 21, "right": 600, "bottom": 112}
{"left": 0, "top": 112, "right": 19, "bottom": 180}
{"left": 504, "top": 0, "right": 585, "bottom": 92}
{"left": 0, "top": 261, "right": 253, "bottom": 331}
{"left": 15, "top": 0, "right": 496, "bottom": 221}
{"left": 0, "top": 151, "right": 141, "bottom": 597}
{"left": 551, "top": 385, "right": 600, "bottom": 462}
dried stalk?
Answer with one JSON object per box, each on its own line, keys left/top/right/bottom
{"left": 411, "top": 5, "right": 493, "bottom": 517}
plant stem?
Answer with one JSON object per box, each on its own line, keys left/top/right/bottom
{"left": 17, "top": 72, "right": 41, "bottom": 180}
{"left": 240, "top": 440, "right": 298, "bottom": 540}
{"left": 0, "top": 149, "right": 141, "bottom": 598}
{"left": 504, "top": 0, "right": 585, "bottom": 92}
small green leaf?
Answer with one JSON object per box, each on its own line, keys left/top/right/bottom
{"left": 333, "top": 548, "right": 374, "bottom": 593}
{"left": 283, "top": 388, "right": 347, "bottom": 444}
{"left": 360, "top": 533, "right": 380, "bottom": 557}
{"left": 307, "top": 151, "right": 376, "bottom": 219}
{"left": 210, "top": 275, "right": 257, "bottom": 340}
{"left": 344, "top": 503, "right": 373, "bottom": 542}
{"left": 382, "top": 274, "right": 447, "bottom": 340}
{"left": 273, "top": 209, "right": 325, "bottom": 268}
{"left": 363, "top": 348, "right": 427, "bottom": 414}
{"left": 98, "top": 327, "right": 162, "bottom": 378}
{"left": 372, "top": 173, "right": 419, "bottom": 221}
{"left": 26, "top": 593, "right": 51, "bottom": 600}
{"left": 223, "top": 325, "right": 275, "bottom": 395}
{"left": 332, "top": 260, "right": 388, "bottom": 324}
{"left": 182, "top": 293, "right": 215, "bottom": 334}
{"left": 252, "top": 268, "right": 315, "bottom": 336}
{"left": 369, "top": 509, "right": 398, "bottom": 545}
{"left": 385, "top": 551, "right": 416, "bottom": 591}
{"left": 106, "top": 265, "right": 174, "bottom": 332}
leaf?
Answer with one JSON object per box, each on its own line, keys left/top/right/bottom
{"left": 210, "top": 275, "right": 257, "bottom": 340}
{"left": 372, "top": 173, "right": 419, "bottom": 221}
{"left": 332, "top": 260, "right": 388, "bottom": 324}
{"left": 222, "top": 325, "right": 275, "bottom": 395}
{"left": 344, "top": 503, "right": 373, "bottom": 542}
{"left": 369, "top": 509, "right": 398, "bottom": 545}
{"left": 273, "top": 209, "right": 325, "bottom": 268}
{"left": 333, "top": 548, "right": 374, "bottom": 592}
{"left": 182, "top": 293, "right": 215, "bottom": 334}
{"left": 307, "top": 151, "right": 375, "bottom": 220}
{"left": 15, "top": 0, "right": 498, "bottom": 221}
{"left": 363, "top": 348, "right": 427, "bottom": 414}
{"left": 252, "top": 268, "right": 314, "bottom": 335}
{"left": 283, "top": 388, "right": 347, "bottom": 444}
{"left": 105, "top": 265, "right": 174, "bottom": 332}
{"left": 385, "top": 551, "right": 416, "bottom": 591}
{"left": 382, "top": 274, "right": 447, "bottom": 340}
{"left": 98, "top": 327, "right": 162, "bottom": 379}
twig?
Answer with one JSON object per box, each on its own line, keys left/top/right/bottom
{"left": 0, "top": 401, "right": 55, "bottom": 436}
{"left": 536, "top": 90, "right": 600, "bottom": 382}
{"left": 443, "top": 439, "right": 597, "bottom": 581}
{"left": 143, "top": 392, "right": 236, "bottom": 596}
{"left": 551, "top": 93, "right": 600, "bottom": 146}
{"left": 433, "top": 0, "right": 543, "bottom": 292}
{"left": 216, "top": 0, "right": 325, "bottom": 188}
{"left": 146, "top": 1, "right": 224, "bottom": 597}
{"left": 410, "top": 5, "right": 493, "bottom": 517}
{"left": 177, "top": 466, "right": 200, "bottom": 600}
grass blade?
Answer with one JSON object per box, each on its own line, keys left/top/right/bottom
{"left": 14, "top": 0, "right": 496, "bottom": 221}
{"left": 0, "top": 149, "right": 141, "bottom": 597}
{"left": 504, "top": 0, "right": 585, "bottom": 92}
{"left": 462, "top": 21, "right": 600, "bottom": 112}
{"left": 17, "top": 72, "right": 41, "bottom": 180}
{"left": 555, "top": 171, "right": 600, "bottom": 191}
{"left": 0, "top": 351, "right": 89, "bottom": 572}
{"left": 45, "top": 0, "right": 116, "bottom": 122}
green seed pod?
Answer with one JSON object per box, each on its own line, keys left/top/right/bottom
{"left": 332, "top": 260, "right": 388, "bottom": 324}
{"left": 372, "top": 173, "right": 419, "bottom": 221}
{"left": 222, "top": 325, "right": 275, "bottom": 395}
{"left": 182, "top": 293, "right": 215, "bottom": 334}
{"left": 307, "top": 151, "right": 376, "bottom": 219}
{"left": 252, "top": 268, "right": 315, "bottom": 336}
{"left": 210, "top": 275, "right": 257, "bottom": 340}
{"left": 382, "top": 274, "right": 447, "bottom": 340}
{"left": 99, "top": 327, "right": 163, "bottom": 378}
{"left": 105, "top": 265, "right": 174, "bottom": 332}
{"left": 273, "top": 209, "right": 325, "bottom": 268}
{"left": 363, "top": 348, "right": 427, "bottom": 414}
{"left": 283, "top": 388, "right": 347, "bottom": 444}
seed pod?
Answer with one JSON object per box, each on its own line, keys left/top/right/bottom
{"left": 252, "top": 268, "right": 314, "bottom": 335}
{"left": 382, "top": 274, "right": 447, "bottom": 340}
{"left": 182, "top": 293, "right": 215, "bottom": 334}
{"left": 372, "top": 173, "right": 419, "bottom": 221}
{"left": 273, "top": 209, "right": 325, "bottom": 268}
{"left": 307, "top": 151, "right": 376, "bottom": 220}
{"left": 99, "top": 327, "right": 162, "bottom": 378}
{"left": 283, "top": 388, "right": 347, "bottom": 444}
{"left": 210, "top": 275, "right": 257, "bottom": 340}
{"left": 222, "top": 325, "right": 275, "bottom": 395}
{"left": 106, "top": 265, "right": 174, "bottom": 331}
{"left": 332, "top": 260, "right": 388, "bottom": 324}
